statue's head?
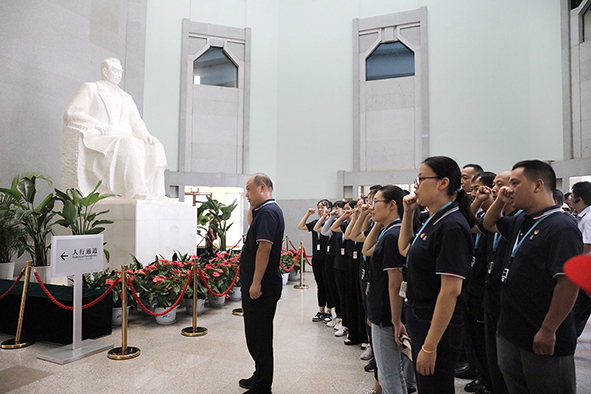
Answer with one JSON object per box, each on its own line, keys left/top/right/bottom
{"left": 100, "top": 58, "right": 123, "bottom": 86}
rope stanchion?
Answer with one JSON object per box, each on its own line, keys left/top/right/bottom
{"left": 0, "top": 268, "right": 25, "bottom": 301}
{"left": 1, "top": 261, "right": 35, "bottom": 349}
{"left": 127, "top": 270, "right": 192, "bottom": 317}
{"left": 33, "top": 271, "right": 121, "bottom": 310}
{"left": 294, "top": 242, "right": 309, "bottom": 290}
{"left": 108, "top": 265, "right": 140, "bottom": 360}
{"left": 181, "top": 259, "right": 208, "bottom": 337}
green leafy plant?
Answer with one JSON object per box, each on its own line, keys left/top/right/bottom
{"left": 0, "top": 175, "right": 56, "bottom": 266}
{"left": 197, "top": 197, "right": 238, "bottom": 251}
{"left": 0, "top": 192, "right": 27, "bottom": 263}
{"left": 54, "top": 181, "right": 116, "bottom": 260}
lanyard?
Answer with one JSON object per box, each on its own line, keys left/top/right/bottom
{"left": 412, "top": 201, "right": 453, "bottom": 246}
{"left": 510, "top": 208, "right": 561, "bottom": 259}
{"left": 475, "top": 233, "right": 482, "bottom": 249}
{"left": 491, "top": 209, "right": 522, "bottom": 253}
{"left": 378, "top": 218, "right": 402, "bottom": 244}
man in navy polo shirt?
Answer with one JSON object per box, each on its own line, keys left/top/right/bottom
{"left": 239, "top": 173, "right": 284, "bottom": 394}
{"left": 483, "top": 160, "right": 582, "bottom": 394}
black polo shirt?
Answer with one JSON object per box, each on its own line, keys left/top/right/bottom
{"left": 367, "top": 219, "right": 405, "bottom": 326}
{"left": 406, "top": 202, "right": 473, "bottom": 306}
{"left": 305, "top": 219, "right": 327, "bottom": 260}
{"left": 497, "top": 205, "right": 582, "bottom": 356}
{"left": 483, "top": 209, "right": 522, "bottom": 319}
{"left": 334, "top": 223, "right": 349, "bottom": 271}
{"left": 466, "top": 217, "right": 489, "bottom": 298}
{"left": 239, "top": 199, "right": 285, "bottom": 299}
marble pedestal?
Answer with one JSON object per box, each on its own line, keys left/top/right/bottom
{"left": 98, "top": 199, "right": 197, "bottom": 268}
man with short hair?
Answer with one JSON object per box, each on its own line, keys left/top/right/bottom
{"left": 461, "top": 164, "right": 484, "bottom": 194}
{"left": 570, "top": 181, "right": 591, "bottom": 337}
{"left": 239, "top": 174, "right": 284, "bottom": 394}
{"left": 484, "top": 160, "right": 582, "bottom": 394}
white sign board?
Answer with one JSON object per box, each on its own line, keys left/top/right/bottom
{"left": 51, "top": 235, "right": 104, "bottom": 277}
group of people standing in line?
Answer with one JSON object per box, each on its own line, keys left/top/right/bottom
{"left": 297, "top": 156, "right": 590, "bottom": 394}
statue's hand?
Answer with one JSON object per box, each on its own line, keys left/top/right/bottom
{"left": 145, "top": 136, "right": 159, "bottom": 144}
{"left": 97, "top": 123, "right": 112, "bottom": 135}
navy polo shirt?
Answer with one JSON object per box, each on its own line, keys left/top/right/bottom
{"left": 406, "top": 202, "right": 473, "bottom": 306}
{"left": 239, "top": 199, "right": 285, "bottom": 298}
{"left": 483, "top": 209, "right": 521, "bottom": 319}
{"left": 334, "top": 222, "right": 349, "bottom": 271}
{"left": 305, "top": 219, "right": 327, "bottom": 260}
{"left": 497, "top": 205, "right": 582, "bottom": 356}
{"left": 367, "top": 220, "right": 405, "bottom": 326}
{"left": 466, "top": 217, "right": 489, "bottom": 298}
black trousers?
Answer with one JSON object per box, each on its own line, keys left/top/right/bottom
{"left": 465, "top": 292, "right": 492, "bottom": 389}
{"left": 484, "top": 310, "right": 509, "bottom": 394}
{"left": 405, "top": 302, "right": 463, "bottom": 394}
{"left": 324, "top": 255, "right": 339, "bottom": 313}
{"left": 242, "top": 293, "right": 280, "bottom": 392}
{"left": 343, "top": 266, "right": 367, "bottom": 343}
{"left": 311, "top": 258, "right": 328, "bottom": 308}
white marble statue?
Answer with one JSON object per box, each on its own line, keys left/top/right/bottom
{"left": 62, "top": 57, "right": 167, "bottom": 199}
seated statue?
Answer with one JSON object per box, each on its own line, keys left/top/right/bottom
{"left": 62, "top": 57, "right": 167, "bottom": 199}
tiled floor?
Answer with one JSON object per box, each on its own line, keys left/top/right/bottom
{"left": 0, "top": 272, "right": 590, "bottom": 393}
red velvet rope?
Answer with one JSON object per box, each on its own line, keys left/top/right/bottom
{"left": 303, "top": 247, "right": 312, "bottom": 266}
{"left": 0, "top": 269, "right": 25, "bottom": 301}
{"left": 127, "top": 270, "right": 192, "bottom": 317}
{"left": 280, "top": 248, "right": 300, "bottom": 272}
{"left": 198, "top": 265, "right": 240, "bottom": 297}
{"left": 33, "top": 271, "right": 121, "bottom": 310}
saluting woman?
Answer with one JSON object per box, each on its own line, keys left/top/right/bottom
{"left": 398, "top": 156, "right": 476, "bottom": 394}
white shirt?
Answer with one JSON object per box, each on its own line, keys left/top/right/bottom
{"left": 577, "top": 205, "right": 591, "bottom": 245}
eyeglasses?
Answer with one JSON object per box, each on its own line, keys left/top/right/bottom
{"left": 414, "top": 176, "right": 438, "bottom": 185}
{"left": 372, "top": 199, "right": 390, "bottom": 205}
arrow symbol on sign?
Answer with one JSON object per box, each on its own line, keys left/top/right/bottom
{"left": 60, "top": 252, "right": 68, "bottom": 260}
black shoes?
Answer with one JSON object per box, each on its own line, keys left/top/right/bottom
{"left": 364, "top": 357, "right": 376, "bottom": 372}
{"left": 465, "top": 379, "right": 484, "bottom": 393}
{"left": 454, "top": 362, "right": 478, "bottom": 379}
{"left": 239, "top": 375, "right": 255, "bottom": 389}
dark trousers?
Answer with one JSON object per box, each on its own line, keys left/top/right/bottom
{"left": 242, "top": 293, "right": 280, "bottom": 392}
{"left": 343, "top": 266, "right": 367, "bottom": 343}
{"left": 405, "top": 302, "right": 463, "bottom": 394}
{"left": 311, "top": 258, "right": 328, "bottom": 308}
{"left": 323, "top": 256, "right": 339, "bottom": 313}
{"left": 334, "top": 268, "right": 348, "bottom": 326}
{"left": 484, "top": 311, "right": 509, "bottom": 394}
{"left": 497, "top": 333, "right": 576, "bottom": 394}
{"left": 465, "top": 292, "right": 491, "bottom": 389}
{"left": 573, "top": 289, "right": 591, "bottom": 338}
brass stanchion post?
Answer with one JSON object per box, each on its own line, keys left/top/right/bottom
{"left": 108, "top": 266, "right": 140, "bottom": 360}
{"left": 294, "top": 242, "right": 309, "bottom": 290}
{"left": 182, "top": 259, "right": 208, "bottom": 336}
{"left": 2, "top": 260, "right": 35, "bottom": 349}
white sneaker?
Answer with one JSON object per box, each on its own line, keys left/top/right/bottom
{"left": 334, "top": 326, "right": 348, "bottom": 337}
{"left": 334, "top": 318, "right": 343, "bottom": 330}
{"left": 326, "top": 317, "right": 338, "bottom": 327}
{"left": 360, "top": 345, "right": 373, "bottom": 360}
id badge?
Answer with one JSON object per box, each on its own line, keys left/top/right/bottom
{"left": 327, "top": 246, "right": 330, "bottom": 253}
{"left": 501, "top": 268, "right": 509, "bottom": 283}
{"left": 341, "top": 248, "right": 345, "bottom": 256}
{"left": 365, "top": 282, "right": 370, "bottom": 296}
{"left": 317, "top": 244, "right": 320, "bottom": 251}
{"left": 399, "top": 281, "right": 407, "bottom": 298}
{"left": 471, "top": 256, "right": 476, "bottom": 267}
{"left": 353, "top": 251, "right": 358, "bottom": 259}
{"left": 487, "top": 261, "right": 494, "bottom": 275}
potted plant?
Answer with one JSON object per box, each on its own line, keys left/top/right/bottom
{"left": 281, "top": 249, "right": 300, "bottom": 282}
{"left": 83, "top": 266, "right": 137, "bottom": 325}
{"left": 200, "top": 253, "right": 238, "bottom": 307}
{"left": 54, "top": 180, "right": 116, "bottom": 261}
{"left": 0, "top": 175, "right": 57, "bottom": 282}
{"left": 0, "top": 192, "right": 27, "bottom": 279}
{"left": 197, "top": 197, "right": 238, "bottom": 251}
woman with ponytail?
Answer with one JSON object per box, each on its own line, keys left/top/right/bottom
{"left": 398, "top": 156, "right": 475, "bottom": 394}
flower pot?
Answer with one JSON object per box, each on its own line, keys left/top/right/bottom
{"left": 207, "top": 293, "right": 226, "bottom": 308}
{"left": 185, "top": 298, "right": 205, "bottom": 316}
{"left": 281, "top": 273, "right": 289, "bottom": 286}
{"left": 154, "top": 306, "right": 178, "bottom": 325}
{"left": 0, "top": 262, "right": 15, "bottom": 280}
{"left": 30, "top": 266, "right": 52, "bottom": 284}
{"left": 228, "top": 286, "right": 241, "bottom": 301}
{"left": 288, "top": 270, "right": 300, "bottom": 282}
{"left": 112, "top": 306, "right": 131, "bottom": 326}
